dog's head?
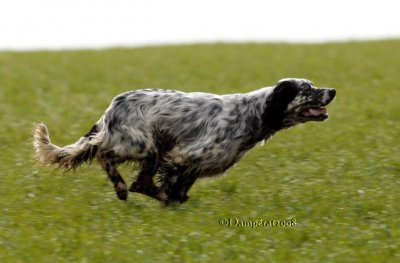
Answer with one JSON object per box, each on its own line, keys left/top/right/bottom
{"left": 264, "top": 78, "right": 336, "bottom": 129}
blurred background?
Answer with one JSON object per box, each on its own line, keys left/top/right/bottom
{"left": 0, "top": 0, "right": 399, "bottom": 50}
{"left": 1, "top": 1, "right": 400, "bottom": 262}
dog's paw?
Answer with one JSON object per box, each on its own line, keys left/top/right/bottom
{"left": 115, "top": 182, "right": 128, "bottom": 201}
{"left": 129, "top": 181, "right": 167, "bottom": 201}
{"left": 156, "top": 190, "right": 168, "bottom": 201}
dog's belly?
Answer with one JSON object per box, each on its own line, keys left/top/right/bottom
{"left": 165, "top": 144, "right": 247, "bottom": 177}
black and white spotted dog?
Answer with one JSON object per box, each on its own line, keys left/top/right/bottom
{"left": 34, "top": 78, "right": 336, "bottom": 204}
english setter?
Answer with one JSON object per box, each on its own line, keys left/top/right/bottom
{"left": 34, "top": 78, "right": 336, "bottom": 204}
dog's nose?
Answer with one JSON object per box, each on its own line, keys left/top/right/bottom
{"left": 329, "top": 89, "right": 336, "bottom": 98}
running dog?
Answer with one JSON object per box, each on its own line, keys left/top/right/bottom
{"left": 33, "top": 78, "right": 336, "bottom": 204}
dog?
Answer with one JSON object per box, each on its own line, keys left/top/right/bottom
{"left": 33, "top": 78, "right": 336, "bottom": 204}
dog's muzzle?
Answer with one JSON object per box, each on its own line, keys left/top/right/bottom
{"left": 301, "top": 88, "right": 336, "bottom": 120}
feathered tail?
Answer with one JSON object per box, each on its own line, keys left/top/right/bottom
{"left": 33, "top": 122, "right": 100, "bottom": 171}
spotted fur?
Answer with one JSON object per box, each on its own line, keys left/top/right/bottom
{"left": 33, "top": 78, "right": 336, "bottom": 204}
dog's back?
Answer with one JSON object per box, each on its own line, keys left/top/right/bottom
{"left": 97, "top": 88, "right": 271, "bottom": 173}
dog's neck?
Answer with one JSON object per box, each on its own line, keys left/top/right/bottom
{"left": 236, "top": 87, "right": 282, "bottom": 149}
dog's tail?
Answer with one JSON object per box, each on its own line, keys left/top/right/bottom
{"left": 33, "top": 122, "right": 102, "bottom": 171}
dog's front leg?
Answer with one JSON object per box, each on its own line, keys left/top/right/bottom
{"left": 161, "top": 173, "right": 197, "bottom": 205}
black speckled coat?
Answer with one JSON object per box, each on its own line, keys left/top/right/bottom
{"left": 33, "top": 78, "right": 335, "bottom": 203}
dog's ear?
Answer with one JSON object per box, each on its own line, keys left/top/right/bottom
{"left": 262, "top": 80, "right": 300, "bottom": 129}
{"left": 272, "top": 79, "right": 300, "bottom": 105}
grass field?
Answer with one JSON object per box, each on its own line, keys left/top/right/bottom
{"left": 1, "top": 40, "right": 400, "bottom": 262}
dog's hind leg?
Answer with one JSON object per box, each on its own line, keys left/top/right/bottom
{"left": 98, "top": 151, "right": 128, "bottom": 201}
{"left": 129, "top": 154, "right": 167, "bottom": 201}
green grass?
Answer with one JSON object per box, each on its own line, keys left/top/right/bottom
{"left": 1, "top": 40, "right": 400, "bottom": 262}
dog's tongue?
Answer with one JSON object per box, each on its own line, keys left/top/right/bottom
{"left": 303, "top": 107, "right": 327, "bottom": 117}
{"left": 309, "top": 107, "right": 326, "bottom": 116}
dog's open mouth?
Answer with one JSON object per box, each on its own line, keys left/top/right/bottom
{"left": 301, "top": 107, "right": 328, "bottom": 120}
